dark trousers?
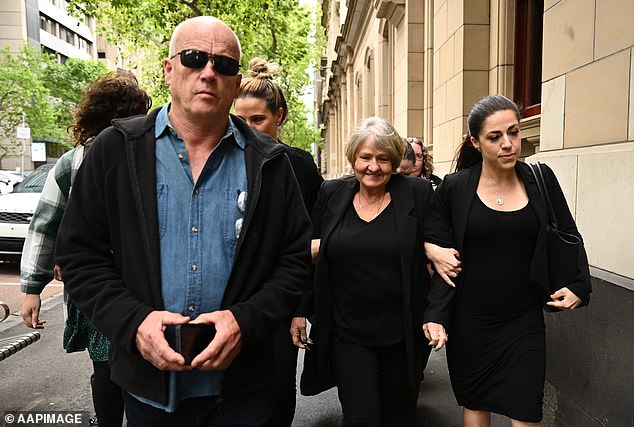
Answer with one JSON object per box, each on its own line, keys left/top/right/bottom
{"left": 91, "top": 361, "right": 124, "bottom": 427}
{"left": 263, "top": 324, "right": 299, "bottom": 427}
{"left": 331, "top": 337, "right": 407, "bottom": 427}
{"left": 122, "top": 387, "right": 273, "bottom": 427}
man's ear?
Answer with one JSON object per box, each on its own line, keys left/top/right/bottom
{"left": 164, "top": 58, "right": 173, "bottom": 86}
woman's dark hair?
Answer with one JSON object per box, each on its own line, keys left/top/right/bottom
{"left": 453, "top": 94, "right": 521, "bottom": 171}
{"left": 69, "top": 71, "right": 151, "bottom": 147}
{"left": 402, "top": 138, "right": 415, "bottom": 162}
{"left": 237, "top": 57, "right": 288, "bottom": 126}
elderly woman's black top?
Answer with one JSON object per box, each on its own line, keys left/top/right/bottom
{"left": 327, "top": 202, "right": 404, "bottom": 345}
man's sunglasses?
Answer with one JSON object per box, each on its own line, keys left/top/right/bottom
{"left": 170, "top": 49, "right": 240, "bottom": 76}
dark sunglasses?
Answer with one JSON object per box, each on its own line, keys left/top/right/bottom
{"left": 170, "top": 49, "right": 240, "bottom": 76}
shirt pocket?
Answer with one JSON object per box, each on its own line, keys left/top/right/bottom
{"left": 156, "top": 184, "right": 169, "bottom": 238}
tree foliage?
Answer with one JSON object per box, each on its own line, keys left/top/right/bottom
{"left": 0, "top": 45, "right": 109, "bottom": 164}
{"left": 67, "top": 0, "right": 324, "bottom": 151}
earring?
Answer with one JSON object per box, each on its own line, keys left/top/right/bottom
{"left": 275, "top": 122, "right": 281, "bottom": 126}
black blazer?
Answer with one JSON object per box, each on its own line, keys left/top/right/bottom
{"left": 434, "top": 161, "right": 591, "bottom": 310}
{"left": 307, "top": 173, "right": 454, "bottom": 382}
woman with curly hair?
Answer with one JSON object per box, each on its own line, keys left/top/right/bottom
{"left": 21, "top": 71, "right": 151, "bottom": 427}
{"left": 406, "top": 136, "right": 442, "bottom": 189}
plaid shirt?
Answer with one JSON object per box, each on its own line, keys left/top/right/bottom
{"left": 20, "top": 146, "right": 85, "bottom": 294}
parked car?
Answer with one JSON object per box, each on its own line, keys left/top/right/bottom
{"left": 0, "top": 164, "right": 54, "bottom": 261}
{"left": 0, "top": 170, "right": 24, "bottom": 194}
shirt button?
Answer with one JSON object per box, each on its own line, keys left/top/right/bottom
{"left": 178, "top": 153, "right": 184, "bottom": 160}
{"left": 194, "top": 188, "right": 199, "bottom": 194}
{"left": 191, "top": 265, "right": 198, "bottom": 271}
{"left": 191, "top": 226, "right": 198, "bottom": 233}
{"left": 188, "top": 305, "right": 195, "bottom": 312}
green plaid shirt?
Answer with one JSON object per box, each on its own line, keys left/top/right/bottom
{"left": 20, "top": 145, "right": 85, "bottom": 294}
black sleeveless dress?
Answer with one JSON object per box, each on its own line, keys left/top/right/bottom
{"left": 446, "top": 196, "right": 545, "bottom": 422}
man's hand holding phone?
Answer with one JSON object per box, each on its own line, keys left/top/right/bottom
{"left": 188, "top": 310, "right": 242, "bottom": 371}
{"left": 136, "top": 310, "right": 191, "bottom": 371}
{"left": 175, "top": 323, "right": 217, "bottom": 364}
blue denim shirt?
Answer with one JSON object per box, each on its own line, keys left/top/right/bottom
{"left": 135, "top": 104, "right": 248, "bottom": 412}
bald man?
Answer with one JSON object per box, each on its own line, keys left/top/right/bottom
{"left": 56, "top": 16, "right": 311, "bottom": 425}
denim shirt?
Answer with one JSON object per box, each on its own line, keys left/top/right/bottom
{"left": 135, "top": 104, "right": 247, "bottom": 412}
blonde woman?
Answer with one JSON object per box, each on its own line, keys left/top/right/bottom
{"left": 235, "top": 57, "right": 323, "bottom": 426}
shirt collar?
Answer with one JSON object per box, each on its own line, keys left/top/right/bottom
{"left": 155, "top": 103, "right": 246, "bottom": 150}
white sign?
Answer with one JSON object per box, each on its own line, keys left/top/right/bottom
{"left": 17, "top": 126, "right": 31, "bottom": 139}
{"left": 31, "top": 142, "right": 47, "bottom": 162}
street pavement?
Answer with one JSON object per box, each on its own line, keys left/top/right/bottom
{"left": 0, "top": 292, "right": 508, "bottom": 426}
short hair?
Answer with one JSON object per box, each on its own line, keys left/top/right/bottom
{"left": 69, "top": 71, "right": 151, "bottom": 147}
{"left": 237, "top": 57, "right": 288, "bottom": 124}
{"left": 345, "top": 117, "right": 404, "bottom": 171}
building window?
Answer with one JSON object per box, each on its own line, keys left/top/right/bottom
{"left": 40, "top": 14, "right": 57, "bottom": 36}
{"left": 77, "top": 37, "right": 92, "bottom": 55}
{"left": 58, "top": 25, "right": 75, "bottom": 45}
{"left": 513, "top": 0, "right": 543, "bottom": 117}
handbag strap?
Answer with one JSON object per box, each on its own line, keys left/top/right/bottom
{"left": 528, "top": 162, "right": 559, "bottom": 229}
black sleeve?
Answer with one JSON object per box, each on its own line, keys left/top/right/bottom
{"left": 541, "top": 164, "right": 592, "bottom": 306}
{"left": 299, "top": 152, "right": 324, "bottom": 215}
{"left": 412, "top": 178, "right": 457, "bottom": 328}
{"left": 55, "top": 130, "right": 155, "bottom": 354}
{"left": 310, "top": 180, "right": 332, "bottom": 239}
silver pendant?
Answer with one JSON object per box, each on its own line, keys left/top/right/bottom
{"left": 496, "top": 196, "right": 504, "bottom": 206}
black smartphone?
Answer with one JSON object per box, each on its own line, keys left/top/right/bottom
{"left": 175, "top": 323, "right": 216, "bottom": 364}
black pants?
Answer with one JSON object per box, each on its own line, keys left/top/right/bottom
{"left": 122, "top": 387, "right": 273, "bottom": 427}
{"left": 263, "top": 324, "right": 299, "bottom": 427}
{"left": 331, "top": 338, "right": 407, "bottom": 427}
{"left": 91, "top": 361, "right": 124, "bottom": 427}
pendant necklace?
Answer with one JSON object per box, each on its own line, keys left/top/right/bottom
{"left": 496, "top": 190, "right": 504, "bottom": 206}
{"left": 488, "top": 180, "right": 506, "bottom": 206}
{"left": 358, "top": 192, "right": 386, "bottom": 220}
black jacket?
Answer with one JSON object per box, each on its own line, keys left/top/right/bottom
{"left": 306, "top": 174, "right": 454, "bottom": 387}
{"left": 433, "top": 161, "right": 591, "bottom": 312}
{"left": 279, "top": 141, "right": 323, "bottom": 215}
{"left": 55, "top": 108, "right": 312, "bottom": 403}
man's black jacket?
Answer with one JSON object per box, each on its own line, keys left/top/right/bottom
{"left": 56, "top": 108, "right": 312, "bottom": 404}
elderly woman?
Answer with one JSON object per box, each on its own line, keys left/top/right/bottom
{"left": 294, "top": 117, "right": 456, "bottom": 426}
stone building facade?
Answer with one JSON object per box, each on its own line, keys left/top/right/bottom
{"left": 317, "top": 0, "right": 633, "bottom": 425}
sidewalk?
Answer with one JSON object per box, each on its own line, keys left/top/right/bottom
{"left": 292, "top": 342, "right": 465, "bottom": 426}
{"left": 0, "top": 294, "right": 93, "bottom": 416}
{"left": 1, "top": 295, "right": 510, "bottom": 426}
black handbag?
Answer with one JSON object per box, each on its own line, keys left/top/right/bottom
{"left": 528, "top": 163, "right": 581, "bottom": 311}
{"left": 299, "top": 325, "right": 336, "bottom": 396}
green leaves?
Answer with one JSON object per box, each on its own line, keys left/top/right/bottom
{"left": 65, "top": 0, "right": 324, "bottom": 151}
{"left": 0, "top": 44, "right": 111, "bottom": 161}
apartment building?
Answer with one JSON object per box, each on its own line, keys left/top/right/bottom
{"left": 318, "top": 0, "right": 633, "bottom": 425}
{"left": 0, "top": 0, "right": 126, "bottom": 170}
{"left": 1, "top": 0, "right": 97, "bottom": 60}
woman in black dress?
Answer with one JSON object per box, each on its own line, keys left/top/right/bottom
{"left": 294, "top": 117, "right": 455, "bottom": 426}
{"left": 425, "top": 95, "right": 591, "bottom": 426}
{"left": 234, "top": 57, "right": 324, "bottom": 427}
